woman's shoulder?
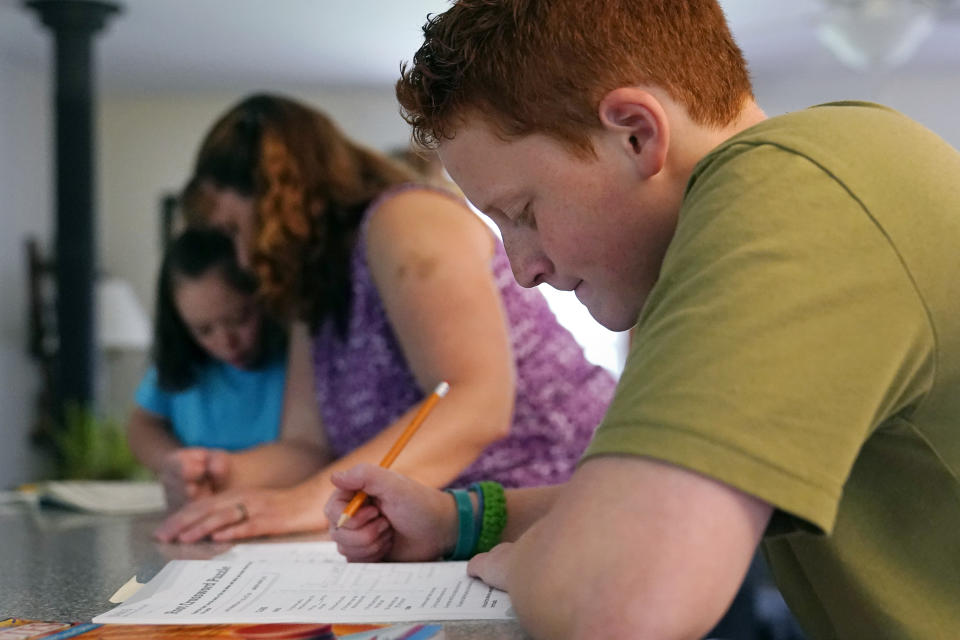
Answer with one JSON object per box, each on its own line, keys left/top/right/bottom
{"left": 367, "top": 182, "right": 468, "bottom": 221}
{"left": 364, "top": 182, "right": 493, "bottom": 257}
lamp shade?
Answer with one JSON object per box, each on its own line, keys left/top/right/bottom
{"left": 96, "top": 276, "right": 152, "bottom": 351}
{"left": 817, "top": 0, "right": 936, "bottom": 71}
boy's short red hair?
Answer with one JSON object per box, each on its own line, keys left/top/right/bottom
{"left": 396, "top": 0, "right": 754, "bottom": 156}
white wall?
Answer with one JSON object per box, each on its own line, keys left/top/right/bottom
{"left": 753, "top": 67, "right": 960, "bottom": 147}
{"left": 0, "top": 54, "right": 54, "bottom": 486}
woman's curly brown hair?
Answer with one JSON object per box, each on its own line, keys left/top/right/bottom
{"left": 181, "top": 94, "right": 416, "bottom": 335}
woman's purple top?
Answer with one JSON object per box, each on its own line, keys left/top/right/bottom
{"left": 312, "top": 187, "right": 617, "bottom": 488}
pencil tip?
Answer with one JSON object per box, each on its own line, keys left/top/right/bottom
{"left": 336, "top": 513, "right": 349, "bottom": 528}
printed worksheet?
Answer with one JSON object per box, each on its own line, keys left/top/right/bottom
{"left": 93, "top": 558, "right": 513, "bottom": 624}
{"left": 213, "top": 541, "right": 347, "bottom": 564}
{"left": 108, "top": 543, "right": 347, "bottom": 605}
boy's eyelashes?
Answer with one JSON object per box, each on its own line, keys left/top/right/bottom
{"left": 515, "top": 202, "right": 537, "bottom": 229}
{"left": 489, "top": 202, "right": 536, "bottom": 228}
{"left": 483, "top": 205, "right": 507, "bottom": 223}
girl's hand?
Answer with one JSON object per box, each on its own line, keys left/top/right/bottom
{"left": 324, "top": 463, "right": 457, "bottom": 562}
{"left": 159, "top": 448, "right": 212, "bottom": 508}
{"left": 153, "top": 484, "right": 328, "bottom": 543}
{"left": 158, "top": 447, "right": 233, "bottom": 509}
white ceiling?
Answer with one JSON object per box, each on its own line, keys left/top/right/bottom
{"left": 1, "top": 0, "right": 958, "bottom": 92}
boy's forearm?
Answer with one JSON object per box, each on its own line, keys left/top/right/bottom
{"left": 505, "top": 457, "right": 770, "bottom": 640}
{"left": 502, "top": 485, "right": 563, "bottom": 542}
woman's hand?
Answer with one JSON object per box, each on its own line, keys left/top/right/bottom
{"left": 153, "top": 483, "right": 328, "bottom": 543}
{"left": 325, "top": 463, "right": 457, "bottom": 562}
{"left": 158, "top": 447, "right": 231, "bottom": 509}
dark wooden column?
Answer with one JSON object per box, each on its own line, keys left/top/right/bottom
{"left": 24, "top": 0, "right": 121, "bottom": 412}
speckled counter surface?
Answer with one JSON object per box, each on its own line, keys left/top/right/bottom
{"left": 0, "top": 501, "right": 529, "bottom": 639}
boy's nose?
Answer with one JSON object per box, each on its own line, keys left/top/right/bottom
{"left": 512, "top": 261, "right": 548, "bottom": 288}
{"left": 503, "top": 236, "right": 552, "bottom": 288}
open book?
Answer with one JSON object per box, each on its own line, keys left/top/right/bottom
{"left": 18, "top": 480, "right": 166, "bottom": 515}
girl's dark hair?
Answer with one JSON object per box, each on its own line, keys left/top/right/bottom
{"left": 154, "top": 227, "right": 286, "bottom": 391}
{"left": 180, "top": 93, "right": 418, "bottom": 336}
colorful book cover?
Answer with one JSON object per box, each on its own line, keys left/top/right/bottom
{"left": 0, "top": 619, "right": 443, "bottom": 640}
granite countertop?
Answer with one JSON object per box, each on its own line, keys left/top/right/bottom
{"left": 0, "top": 501, "right": 529, "bottom": 639}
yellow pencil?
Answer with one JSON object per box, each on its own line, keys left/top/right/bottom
{"left": 336, "top": 381, "right": 450, "bottom": 528}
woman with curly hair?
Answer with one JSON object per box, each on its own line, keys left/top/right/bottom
{"left": 154, "top": 93, "right": 616, "bottom": 542}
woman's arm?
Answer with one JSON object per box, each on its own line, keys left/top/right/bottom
{"left": 268, "top": 189, "right": 518, "bottom": 518}
{"left": 358, "top": 188, "right": 518, "bottom": 483}
{"left": 283, "top": 189, "right": 517, "bottom": 500}
{"left": 213, "top": 322, "right": 333, "bottom": 490}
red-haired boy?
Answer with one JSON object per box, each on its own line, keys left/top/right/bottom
{"left": 328, "top": 2, "right": 960, "bottom": 638}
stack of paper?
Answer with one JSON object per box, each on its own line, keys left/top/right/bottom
{"left": 95, "top": 542, "right": 514, "bottom": 625}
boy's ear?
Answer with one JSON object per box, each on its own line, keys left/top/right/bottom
{"left": 597, "top": 88, "right": 669, "bottom": 179}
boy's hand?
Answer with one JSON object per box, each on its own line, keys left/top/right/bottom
{"left": 467, "top": 542, "right": 515, "bottom": 591}
{"left": 325, "top": 463, "right": 457, "bottom": 562}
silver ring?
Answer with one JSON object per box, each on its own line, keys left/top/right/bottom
{"left": 235, "top": 502, "right": 248, "bottom": 522}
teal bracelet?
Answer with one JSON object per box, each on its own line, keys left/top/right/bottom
{"left": 470, "top": 481, "right": 507, "bottom": 554}
{"left": 468, "top": 484, "right": 484, "bottom": 547}
{"left": 444, "top": 488, "right": 477, "bottom": 560}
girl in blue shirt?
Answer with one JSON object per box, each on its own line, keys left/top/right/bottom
{"left": 128, "top": 228, "right": 318, "bottom": 508}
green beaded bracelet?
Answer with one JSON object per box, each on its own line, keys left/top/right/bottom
{"left": 470, "top": 481, "right": 507, "bottom": 554}
{"left": 444, "top": 488, "right": 477, "bottom": 560}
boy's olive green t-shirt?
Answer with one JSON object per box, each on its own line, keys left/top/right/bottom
{"left": 582, "top": 102, "right": 960, "bottom": 639}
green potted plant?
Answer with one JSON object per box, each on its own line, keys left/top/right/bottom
{"left": 51, "top": 402, "right": 149, "bottom": 480}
